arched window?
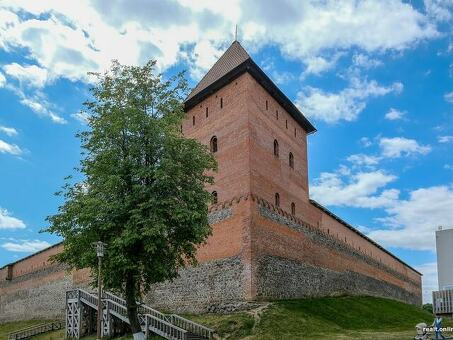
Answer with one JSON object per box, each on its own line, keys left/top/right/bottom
{"left": 212, "top": 191, "right": 218, "bottom": 204}
{"left": 210, "top": 136, "right": 218, "bottom": 153}
{"left": 291, "top": 202, "right": 295, "bottom": 215}
{"left": 273, "top": 139, "right": 279, "bottom": 157}
{"left": 289, "top": 152, "right": 294, "bottom": 169}
{"left": 275, "top": 193, "right": 280, "bottom": 207}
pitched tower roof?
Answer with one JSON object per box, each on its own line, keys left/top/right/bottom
{"left": 186, "top": 41, "right": 251, "bottom": 101}
{"left": 184, "top": 41, "right": 316, "bottom": 134}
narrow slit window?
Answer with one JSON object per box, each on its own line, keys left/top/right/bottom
{"left": 206, "top": 107, "right": 209, "bottom": 118}
{"left": 275, "top": 193, "right": 280, "bottom": 207}
{"left": 273, "top": 139, "right": 279, "bottom": 157}
{"left": 291, "top": 202, "right": 295, "bottom": 215}
{"left": 294, "top": 128, "right": 297, "bottom": 137}
{"left": 286, "top": 120, "right": 288, "bottom": 129}
{"left": 212, "top": 191, "right": 218, "bottom": 204}
{"left": 266, "top": 100, "right": 268, "bottom": 110}
{"left": 276, "top": 110, "right": 279, "bottom": 120}
{"left": 220, "top": 97, "right": 223, "bottom": 108}
{"left": 192, "top": 116, "right": 195, "bottom": 126}
{"left": 289, "top": 152, "right": 294, "bottom": 169}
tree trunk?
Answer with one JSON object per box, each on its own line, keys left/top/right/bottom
{"left": 125, "top": 272, "right": 145, "bottom": 340}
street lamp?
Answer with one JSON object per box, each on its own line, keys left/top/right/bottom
{"left": 93, "top": 241, "right": 106, "bottom": 340}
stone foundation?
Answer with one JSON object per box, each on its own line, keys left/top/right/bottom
{"left": 145, "top": 256, "right": 246, "bottom": 313}
{"left": 256, "top": 255, "right": 421, "bottom": 305}
{"left": 0, "top": 265, "right": 72, "bottom": 322}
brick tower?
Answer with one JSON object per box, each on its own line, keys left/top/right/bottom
{"left": 146, "top": 41, "right": 422, "bottom": 312}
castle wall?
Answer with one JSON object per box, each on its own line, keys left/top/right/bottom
{"left": 0, "top": 195, "right": 422, "bottom": 320}
{"left": 249, "top": 198, "right": 421, "bottom": 305}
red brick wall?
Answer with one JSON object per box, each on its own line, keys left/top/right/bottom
{"left": 183, "top": 73, "right": 251, "bottom": 203}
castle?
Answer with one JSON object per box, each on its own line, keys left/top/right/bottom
{"left": 0, "top": 41, "right": 422, "bottom": 321}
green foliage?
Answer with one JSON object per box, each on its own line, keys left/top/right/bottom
{"left": 422, "top": 303, "right": 433, "bottom": 314}
{"left": 45, "top": 60, "right": 217, "bottom": 297}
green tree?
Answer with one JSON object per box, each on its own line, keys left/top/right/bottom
{"left": 45, "top": 60, "right": 217, "bottom": 338}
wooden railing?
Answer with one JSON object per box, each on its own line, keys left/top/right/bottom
{"left": 170, "top": 314, "right": 214, "bottom": 339}
{"left": 8, "top": 320, "right": 64, "bottom": 340}
{"left": 67, "top": 288, "right": 212, "bottom": 339}
{"left": 145, "top": 314, "right": 188, "bottom": 340}
{"left": 433, "top": 289, "right": 453, "bottom": 315}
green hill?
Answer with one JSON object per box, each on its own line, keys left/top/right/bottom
{"left": 190, "top": 296, "right": 446, "bottom": 339}
{"left": 1, "top": 296, "right": 450, "bottom": 340}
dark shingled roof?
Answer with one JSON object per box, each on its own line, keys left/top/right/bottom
{"left": 184, "top": 41, "right": 316, "bottom": 134}
{"left": 186, "top": 41, "right": 251, "bottom": 101}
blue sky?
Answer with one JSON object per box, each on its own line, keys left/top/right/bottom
{"left": 0, "top": 1, "right": 452, "bottom": 303}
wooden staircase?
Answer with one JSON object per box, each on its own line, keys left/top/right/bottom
{"left": 65, "top": 289, "right": 213, "bottom": 339}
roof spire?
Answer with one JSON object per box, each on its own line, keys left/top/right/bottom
{"left": 235, "top": 24, "right": 238, "bottom": 42}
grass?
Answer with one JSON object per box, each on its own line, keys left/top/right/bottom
{"left": 191, "top": 296, "right": 452, "bottom": 339}
{"left": 1, "top": 296, "right": 451, "bottom": 339}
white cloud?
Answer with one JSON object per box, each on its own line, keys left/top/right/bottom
{"left": 3, "top": 63, "right": 48, "bottom": 88}
{"left": 301, "top": 53, "right": 344, "bottom": 77}
{"left": 0, "top": 125, "right": 18, "bottom": 136}
{"left": 416, "top": 262, "right": 438, "bottom": 303}
{"left": 379, "top": 137, "right": 431, "bottom": 158}
{"left": 0, "top": 139, "right": 22, "bottom": 155}
{"left": 438, "top": 135, "right": 453, "bottom": 143}
{"left": 368, "top": 186, "right": 453, "bottom": 251}
{"left": 0, "top": 72, "right": 6, "bottom": 87}
{"left": 1, "top": 239, "right": 51, "bottom": 252}
{"left": 352, "top": 53, "right": 383, "bottom": 69}
{"left": 71, "top": 112, "right": 90, "bottom": 124}
{"left": 185, "top": 40, "right": 224, "bottom": 80}
{"left": 296, "top": 78, "right": 403, "bottom": 123}
{"left": 424, "top": 0, "right": 453, "bottom": 22}
{"left": 444, "top": 92, "right": 453, "bottom": 103}
{"left": 445, "top": 164, "right": 453, "bottom": 170}
{"left": 385, "top": 108, "right": 406, "bottom": 120}
{"left": 311, "top": 168, "right": 399, "bottom": 209}
{"left": 347, "top": 153, "right": 381, "bottom": 166}
{"left": 5, "top": 84, "right": 67, "bottom": 124}
{"left": 0, "top": 208, "right": 26, "bottom": 229}
{"left": 0, "top": 0, "right": 440, "bottom": 88}
{"left": 261, "top": 57, "right": 295, "bottom": 84}
{"left": 360, "top": 137, "right": 373, "bottom": 148}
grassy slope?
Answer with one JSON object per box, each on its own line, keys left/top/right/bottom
{"left": 1, "top": 296, "right": 450, "bottom": 340}
{"left": 190, "top": 296, "right": 450, "bottom": 339}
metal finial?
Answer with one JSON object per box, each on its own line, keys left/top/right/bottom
{"left": 235, "top": 24, "right": 238, "bottom": 41}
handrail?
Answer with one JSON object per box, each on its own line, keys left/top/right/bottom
{"left": 145, "top": 314, "right": 188, "bottom": 340}
{"left": 67, "top": 288, "right": 213, "bottom": 339}
{"left": 170, "top": 314, "right": 214, "bottom": 339}
{"left": 8, "top": 320, "right": 64, "bottom": 340}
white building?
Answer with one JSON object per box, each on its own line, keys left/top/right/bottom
{"left": 433, "top": 227, "right": 453, "bottom": 316}
{"left": 436, "top": 227, "right": 453, "bottom": 291}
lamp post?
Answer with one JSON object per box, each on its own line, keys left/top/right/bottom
{"left": 94, "top": 241, "right": 106, "bottom": 340}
